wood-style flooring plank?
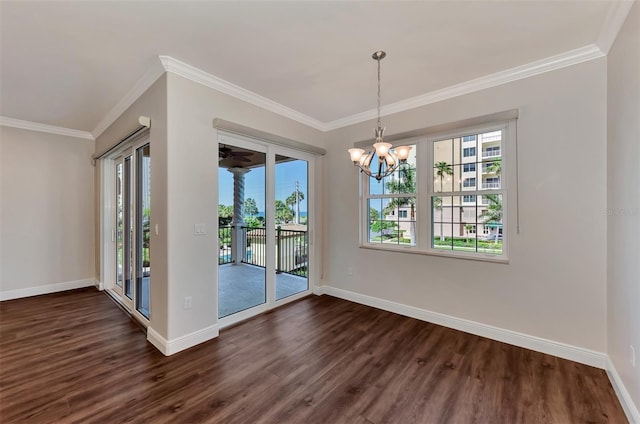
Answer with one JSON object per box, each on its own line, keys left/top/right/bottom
{"left": 0, "top": 288, "right": 628, "bottom": 423}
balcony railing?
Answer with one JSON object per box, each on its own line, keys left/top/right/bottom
{"left": 482, "top": 149, "right": 501, "bottom": 158}
{"left": 219, "top": 225, "right": 308, "bottom": 277}
{"left": 482, "top": 181, "right": 501, "bottom": 189}
{"left": 219, "top": 225, "right": 233, "bottom": 265}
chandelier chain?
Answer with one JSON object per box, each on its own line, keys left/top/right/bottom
{"left": 377, "top": 55, "right": 381, "bottom": 128}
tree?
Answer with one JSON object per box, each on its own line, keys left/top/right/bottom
{"left": 435, "top": 161, "right": 453, "bottom": 192}
{"left": 286, "top": 188, "right": 305, "bottom": 223}
{"left": 369, "top": 204, "right": 397, "bottom": 236}
{"left": 382, "top": 168, "right": 415, "bottom": 217}
{"left": 244, "top": 198, "right": 258, "bottom": 218}
{"left": 275, "top": 200, "right": 293, "bottom": 224}
{"left": 464, "top": 224, "right": 475, "bottom": 243}
{"left": 433, "top": 196, "right": 446, "bottom": 241}
{"left": 382, "top": 167, "right": 416, "bottom": 244}
{"left": 480, "top": 194, "right": 503, "bottom": 242}
{"left": 218, "top": 204, "right": 233, "bottom": 226}
{"left": 486, "top": 158, "right": 502, "bottom": 176}
{"left": 244, "top": 216, "right": 261, "bottom": 228}
{"left": 480, "top": 194, "right": 502, "bottom": 222}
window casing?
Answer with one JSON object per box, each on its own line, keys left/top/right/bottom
{"left": 359, "top": 120, "right": 513, "bottom": 262}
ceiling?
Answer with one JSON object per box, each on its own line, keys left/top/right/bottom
{"left": 0, "top": 1, "right": 631, "bottom": 138}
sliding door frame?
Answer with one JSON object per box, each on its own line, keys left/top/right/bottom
{"left": 99, "top": 132, "right": 151, "bottom": 326}
{"left": 217, "top": 131, "right": 316, "bottom": 329}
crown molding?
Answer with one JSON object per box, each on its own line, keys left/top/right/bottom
{"left": 159, "top": 55, "right": 327, "bottom": 132}
{"left": 12, "top": 41, "right": 609, "bottom": 140}
{"left": 596, "top": 0, "right": 635, "bottom": 55}
{"left": 91, "top": 61, "right": 165, "bottom": 139}
{"left": 324, "top": 44, "right": 605, "bottom": 131}
{"left": 0, "top": 116, "right": 94, "bottom": 140}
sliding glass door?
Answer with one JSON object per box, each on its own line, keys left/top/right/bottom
{"left": 274, "top": 153, "right": 309, "bottom": 301}
{"left": 217, "top": 133, "right": 314, "bottom": 326}
{"left": 112, "top": 142, "right": 151, "bottom": 320}
{"left": 218, "top": 140, "right": 266, "bottom": 319}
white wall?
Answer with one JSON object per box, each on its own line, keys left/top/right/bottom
{"left": 323, "top": 58, "right": 608, "bottom": 354}
{"left": 95, "top": 74, "right": 169, "bottom": 338}
{"left": 607, "top": 1, "right": 640, "bottom": 418}
{"left": 164, "top": 73, "right": 325, "bottom": 343}
{"left": 1, "top": 126, "right": 95, "bottom": 298}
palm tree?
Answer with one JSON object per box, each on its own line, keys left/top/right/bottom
{"left": 487, "top": 157, "right": 501, "bottom": 175}
{"left": 382, "top": 168, "right": 416, "bottom": 244}
{"left": 285, "top": 188, "right": 305, "bottom": 224}
{"left": 433, "top": 196, "right": 446, "bottom": 242}
{"left": 435, "top": 161, "right": 453, "bottom": 192}
{"left": 464, "top": 223, "right": 475, "bottom": 243}
{"left": 480, "top": 194, "right": 503, "bottom": 242}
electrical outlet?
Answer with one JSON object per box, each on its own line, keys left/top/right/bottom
{"left": 631, "top": 345, "right": 636, "bottom": 368}
{"left": 347, "top": 267, "right": 353, "bottom": 276}
{"left": 184, "top": 296, "right": 192, "bottom": 310}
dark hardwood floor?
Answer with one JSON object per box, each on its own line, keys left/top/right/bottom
{"left": 0, "top": 288, "right": 628, "bottom": 423}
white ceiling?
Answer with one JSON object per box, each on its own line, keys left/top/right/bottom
{"left": 0, "top": 1, "right": 632, "bottom": 138}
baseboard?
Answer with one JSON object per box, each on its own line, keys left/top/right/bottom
{"left": 320, "top": 285, "right": 608, "bottom": 369}
{"left": 95, "top": 280, "right": 104, "bottom": 291}
{"left": 0, "top": 278, "right": 98, "bottom": 301}
{"left": 312, "top": 285, "right": 326, "bottom": 296}
{"left": 147, "top": 324, "right": 220, "bottom": 356}
{"left": 607, "top": 357, "right": 640, "bottom": 424}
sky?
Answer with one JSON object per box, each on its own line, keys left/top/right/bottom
{"left": 218, "top": 159, "right": 308, "bottom": 213}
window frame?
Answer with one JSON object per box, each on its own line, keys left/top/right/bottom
{"left": 358, "top": 120, "right": 514, "bottom": 263}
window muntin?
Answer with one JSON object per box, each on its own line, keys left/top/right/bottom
{"left": 359, "top": 124, "right": 508, "bottom": 260}
{"left": 367, "top": 197, "right": 416, "bottom": 246}
{"left": 364, "top": 145, "right": 417, "bottom": 246}
{"left": 431, "top": 193, "right": 503, "bottom": 255}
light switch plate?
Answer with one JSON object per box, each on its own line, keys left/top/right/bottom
{"left": 194, "top": 224, "right": 207, "bottom": 235}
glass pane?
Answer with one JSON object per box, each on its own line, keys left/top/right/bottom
{"left": 218, "top": 144, "right": 266, "bottom": 318}
{"left": 368, "top": 197, "right": 416, "bottom": 246}
{"left": 275, "top": 156, "right": 309, "bottom": 301}
{"left": 432, "top": 194, "right": 503, "bottom": 255}
{"left": 124, "top": 156, "right": 133, "bottom": 300}
{"left": 115, "top": 163, "right": 123, "bottom": 289}
{"left": 136, "top": 144, "right": 151, "bottom": 318}
{"left": 434, "top": 130, "right": 502, "bottom": 194}
{"left": 369, "top": 144, "right": 417, "bottom": 195}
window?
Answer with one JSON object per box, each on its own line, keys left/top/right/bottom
{"left": 366, "top": 144, "right": 417, "bottom": 246}
{"left": 359, "top": 121, "right": 512, "bottom": 261}
{"left": 483, "top": 177, "right": 500, "bottom": 189}
{"left": 463, "top": 178, "right": 476, "bottom": 188}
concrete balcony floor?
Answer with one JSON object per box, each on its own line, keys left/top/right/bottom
{"left": 218, "top": 263, "right": 308, "bottom": 318}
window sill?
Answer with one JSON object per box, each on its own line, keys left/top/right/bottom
{"left": 359, "top": 243, "right": 509, "bottom": 264}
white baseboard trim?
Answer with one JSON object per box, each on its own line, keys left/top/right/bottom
{"left": 95, "top": 280, "right": 104, "bottom": 291}
{"left": 312, "top": 285, "right": 326, "bottom": 296}
{"left": 147, "top": 324, "right": 220, "bottom": 356}
{"left": 0, "top": 278, "right": 98, "bottom": 301}
{"left": 606, "top": 357, "right": 640, "bottom": 424}
{"left": 320, "top": 285, "right": 608, "bottom": 369}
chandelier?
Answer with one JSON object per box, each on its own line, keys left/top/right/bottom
{"left": 348, "top": 51, "right": 411, "bottom": 182}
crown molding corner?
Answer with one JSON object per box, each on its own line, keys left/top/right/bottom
{"left": 0, "top": 116, "right": 94, "bottom": 140}
{"left": 91, "top": 60, "right": 166, "bottom": 139}
{"left": 596, "top": 0, "right": 635, "bottom": 55}
{"left": 158, "top": 55, "right": 328, "bottom": 132}
{"left": 325, "top": 44, "right": 604, "bottom": 131}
